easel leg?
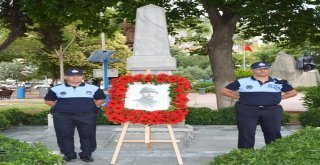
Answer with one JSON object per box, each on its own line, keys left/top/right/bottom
{"left": 145, "top": 125, "right": 152, "bottom": 148}
{"left": 167, "top": 124, "right": 183, "bottom": 165}
{"left": 111, "top": 122, "right": 130, "bottom": 165}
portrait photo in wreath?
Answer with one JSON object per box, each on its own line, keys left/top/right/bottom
{"left": 124, "top": 83, "right": 171, "bottom": 111}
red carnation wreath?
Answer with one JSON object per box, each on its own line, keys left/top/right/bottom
{"left": 105, "top": 74, "right": 191, "bottom": 125}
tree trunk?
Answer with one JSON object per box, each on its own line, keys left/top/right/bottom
{"left": 0, "top": 0, "right": 27, "bottom": 52}
{"left": 121, "top": 22, "right": 135, "bottom": 50}
{"left": 38, "top": 24, "right": 63, "bottom": 51}
{"left": 207, "top": 26, "right": 237, "bottom": 109}
{"left": 0, "top": 28, "right": 23, "bottom": 52}
{"left": 58, "top": 46, "right": 64, "bottom": 84}
{"left": 204, "top": 4, "right": 240, "bottom": 109}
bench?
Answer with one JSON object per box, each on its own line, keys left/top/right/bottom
{"left": 0, "top": 90, "right": 13, "bottom": 99}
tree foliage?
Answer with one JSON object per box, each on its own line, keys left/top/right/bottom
{"left": 0, "top": 61, "right": 32, "bottom": 81}
{"left": 106, "top": 32, "right": 132, "bottom": 76}
{"left": 171, "top": 46, "right": 210, "bottom": 69}
{"left": 1, "top": 0, "right": 320, "bottom": 108}
{"left": 112, "top": 0, "right": 320, "bottom": 108}
{"left": 171, "top": 46, "right": 212, "bottom": 80}
{"left": 0, "top": 0, "right": 119, "bottom": 51}
{"left": 0, "top": 23, "right": 131, "bottom": 81}
{"left": 239, "top": 1, "right": 320, "bottom": 47}
{"left": 174, "top": 66, "right": 212, "bottom": 81}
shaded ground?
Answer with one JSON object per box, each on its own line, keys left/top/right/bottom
{"left": 0, "top": 90, "right": 305, "bottom": 164}
{"left": 1, "top": 125, "right": 302, "bottom": 165}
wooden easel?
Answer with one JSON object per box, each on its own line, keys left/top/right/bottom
{"left": 110, "top": 122, "right": 183, "bottom": 165}
{"left": 110, "top": 69, "right": 183, "bottom": 165}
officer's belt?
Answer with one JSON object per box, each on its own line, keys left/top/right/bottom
{"left": 237, "top": 103, "right": 281, "bottom": 110}
{"left": 55, "top": 111, "right": 96, "bottom": 115}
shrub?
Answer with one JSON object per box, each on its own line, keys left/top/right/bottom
{"left": 186, "top": 107, "right": 290, "bottom": 125}
{"left": 186, "top": 107, "right": 214, "bottom": 125}
{"left": 0, "top": 108, "right": 25, "bottom": 125}
{"left": 0, "top": 107, "right": 118, "bottom": 128}
{"left": 191, "top": 82, "right": 215, "bottom": 93}
{"left": 281, "top": 111, "right": 291, "bottom": 124}
{"left": 211, "top": 107, "right": 236, "bottom": 125}
{"left": 299, "top": 108, "right": 320, "bottom": 127}
{"left": 294, "top": 86, "right": 313, "bottom": 93}
{"left": 186, "top": 107, "right": 237, "bottom": 125}
{"left": 0, "top": 106, "right": 291, "bottom": 130}
{"left": 0, "top": 134, "right": 64, "bottom": 164}
{"left": 302, "top": 84, "right": 320, "bottom": 109}
{"left": 0, "top": 114, "right": 10, "bottom": 131}
{"left": 22, "top": 110, "right": 49, "bottom": 125}
{"left": 235, "top": 69, "right": 252, "bottom": 79}
{"left": 210, "top": 127, "right": 320, "bottom": 165}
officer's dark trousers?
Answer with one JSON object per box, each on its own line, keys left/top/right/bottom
{"left": 235, "top": 103, "right": 283, "bottom": 149}
{"left": 53, "top": 112, "right": 97, "bottom": 157}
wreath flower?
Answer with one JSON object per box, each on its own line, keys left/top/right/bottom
{"left": 105, "top": 74, "right": 191, "bottom": 125}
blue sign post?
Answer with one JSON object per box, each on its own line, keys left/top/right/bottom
{"left": 103, "top": 59, "right": 109, "bottom": 90}
{"left": 88, "top": 50, "right": 116, "bottom": 105}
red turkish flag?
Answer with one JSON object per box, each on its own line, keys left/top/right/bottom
{"left": 243, "top": 44, "right": 253, "bottom": 51}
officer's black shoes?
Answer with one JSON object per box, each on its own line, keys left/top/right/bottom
{"left": 63, "top": 153, "right": 93, "bottom": 162}
{"left": 79, "top": 155, "right": 94, "bottom": 162}
{"left": 63, "top": 155, "right": 77, "bottom": 161}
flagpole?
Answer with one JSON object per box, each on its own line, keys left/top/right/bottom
{"left": 243, "top": 43, "right": 246, "bottom": 69}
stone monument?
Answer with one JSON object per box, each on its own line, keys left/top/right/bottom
{"left": 270, "top": 51, "right": 320, "bottom": 87}
{"left": 127, "top": 4, "right": 176, "bottom": 75}
{"left": 270, "top": 51, "right": 302, "bottom": 82}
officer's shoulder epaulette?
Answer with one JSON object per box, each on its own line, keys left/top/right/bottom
{"left": 273, "top": 78, "right": 288, "bottom": 84}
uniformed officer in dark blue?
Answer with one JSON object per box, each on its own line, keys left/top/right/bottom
{"left": 220, "top": 62, "right": 297, "bottom": 149}
{"left": 44, "top": 68, "right": 106, "bottom": 162}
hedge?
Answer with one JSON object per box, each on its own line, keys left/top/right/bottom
{"left": 302, "top": 84, "right": 320, "bottom": 109}
{"left": 298, "top": 84, "right": 320, "bottom": 127}
{"left": 0, "top": 108, "right": 25, "bottom": 125}
{"left": 0, "top": 107, "right": 291, "bottom": 131}
{"left": 0, "top": 108, "right": 120, "bottom": 130}
{"left": 299, "top": 108, "right": 320, "bottom": 127}
{"left": 0, "top": 114, "right": 10, "bottom": 131}
{"left": 185, "top": 107, "right": 290, "bottom": 125}
{"left": 210, "top": 127, "right": 320, "bottom": 165}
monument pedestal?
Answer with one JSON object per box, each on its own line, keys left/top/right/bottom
{"left": 127, "top": 55, "right": 176, "bottom": 74}
{"left": 292, "top": 69, "right": 320, "bottom": 87}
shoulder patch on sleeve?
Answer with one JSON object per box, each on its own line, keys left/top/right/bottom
{"left": 273, "top": 78, "right": 288, "bottom": 84}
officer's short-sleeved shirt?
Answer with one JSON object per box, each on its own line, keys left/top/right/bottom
{"left": 225, "top": 76, "right": 294, "bottom": 106}
{"left": 44, "top": 83, "right": 106, "bottom": 112}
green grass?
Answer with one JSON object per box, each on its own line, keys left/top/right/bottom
{"left": 0, "top": 100, "right": 50, "bottom": 112}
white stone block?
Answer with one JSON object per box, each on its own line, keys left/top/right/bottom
{"left": 48, "top": 114, "right": 53, "bottom": 126}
